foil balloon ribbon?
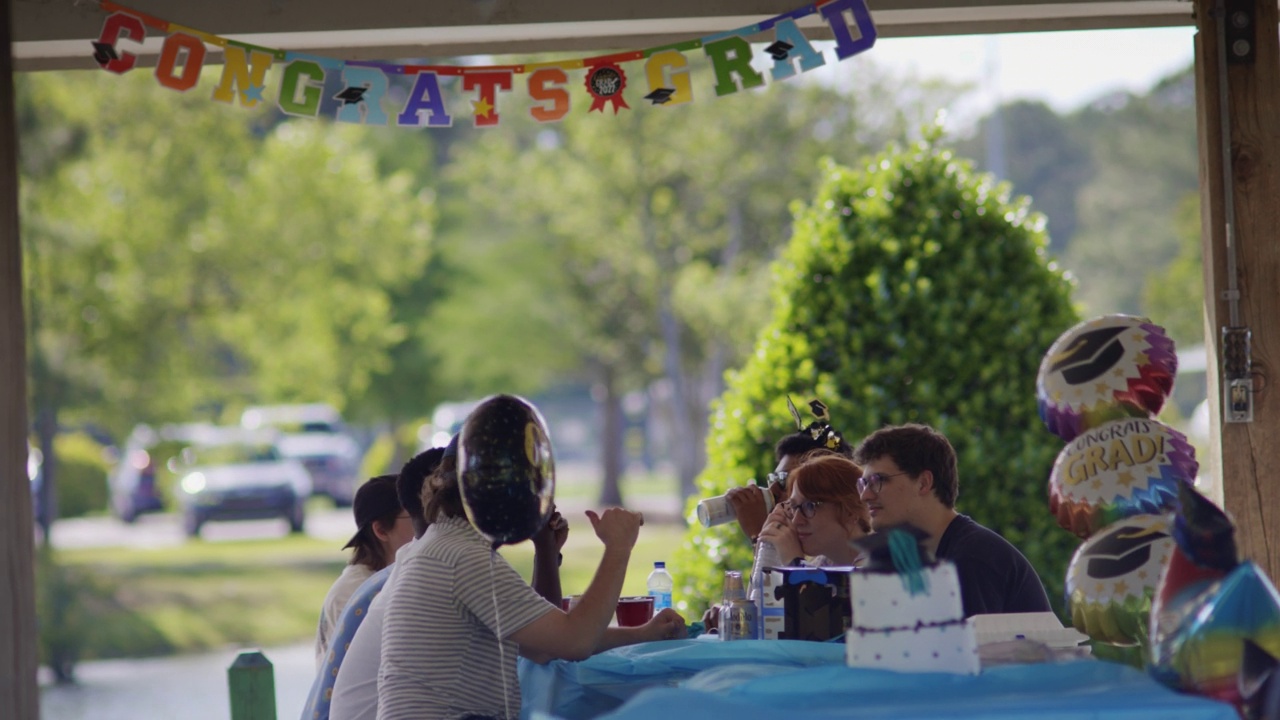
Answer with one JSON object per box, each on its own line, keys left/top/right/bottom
{"left": 1048, "top": 418, "right": 1197, "bottom": 538}
{"left": 1037, "top": 315, "right": 1177, "bottom": 442}
{"left": 1066, "top": 513, "right": 1175, "bottom": 646}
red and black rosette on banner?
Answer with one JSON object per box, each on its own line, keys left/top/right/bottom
{"left": 584, "top": 62, "right": 630, "bottom": 114}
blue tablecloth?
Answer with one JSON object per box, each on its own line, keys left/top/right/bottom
{"left": 519, "top": 640, "right": 1237, "bottom": 720}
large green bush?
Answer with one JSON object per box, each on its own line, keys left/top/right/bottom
{"left": 673, "top": 132, "right": 1081, "bottom": 616}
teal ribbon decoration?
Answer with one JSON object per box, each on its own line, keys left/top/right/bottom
{"left": 888, "top": 529, "right": 929, "bottom": 596}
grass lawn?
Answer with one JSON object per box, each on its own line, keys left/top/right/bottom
{"left": 47, "top": 521, "right": 691, "bottom": 662}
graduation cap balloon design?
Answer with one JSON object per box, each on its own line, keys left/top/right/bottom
{"left": 765, "top": 40, "right": 795, "bottom": 61}
{"left": 644, "top": 88, "right": 676, "bottom": 105}
{"left": 1036, "top": 314, "right": 1177, "bottom": 441}
{"left": 1065, "top": 513, "right": 1173, "bottom": 647}
{"left": 851, "top": 523, "right": 935, "bottom": 572}
{"left": 91, "top": 41, "right": 119, "bottom": 67}
{"left": 334, "top": 84, "right": 370, "bottom": 105}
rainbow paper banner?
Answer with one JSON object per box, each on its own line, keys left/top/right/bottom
{"left": 90, "top": 0, "right": 877, "bottom": 128}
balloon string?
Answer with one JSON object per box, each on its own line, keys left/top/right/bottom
{"left": 888, "top": 530, "right": 928, "bottom": 596}
{"left": 490, "top": 550, "right": 512, "bottom": 719}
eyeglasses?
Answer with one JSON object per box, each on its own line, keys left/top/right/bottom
{"left": 782, "top": 499, "right": 824, "bottom": 519}
{"left": 856, "top": 471, "right": 911, "bottom": 496}
{"left": 766, "top": 470, "right": 789, "bottom": 485}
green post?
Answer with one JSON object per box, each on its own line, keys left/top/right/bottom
{"left": 228, "top": 650, "right": 277, "bottom": 720}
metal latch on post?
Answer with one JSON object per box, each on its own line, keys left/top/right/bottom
{"left": 1222, "top": 326, "right": 1253, "bottom": 423}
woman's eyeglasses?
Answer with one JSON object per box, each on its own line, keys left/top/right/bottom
{"left": 856, "top": 471, "right": 911, "bottom": 496}
{"left": 782, "top": 499, "right": 824, "bottom": 519}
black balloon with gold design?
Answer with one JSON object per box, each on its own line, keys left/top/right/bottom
{"left": 458, "top": 394, "right": 555, "bottom": 548}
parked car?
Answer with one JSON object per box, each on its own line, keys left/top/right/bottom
{"left": 275, "top": 432, "right": 362, "bottom": 506}
{"left": 109, "top": 423, "right": 210, "bottom": 523}
{"left": 172, "top": 428, "right": 312, "bottom": 538}
{"left": 241, "top": 403, "right": 346, "bottom": 435}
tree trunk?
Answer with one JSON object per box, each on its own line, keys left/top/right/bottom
{"left": 596, "top": 365, "right": 625, "bottom": 507}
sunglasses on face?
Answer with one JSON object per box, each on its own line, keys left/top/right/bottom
{"left": 767, "top": 470, "right": 789, "bottom": 485}
{"left": 856, "top": 471, "right": 911, "bottom": 495}
{"left": 782, "top": 499, "right": 824, "bottom": 519}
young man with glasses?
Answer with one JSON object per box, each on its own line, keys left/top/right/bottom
{"left": 852, "top": 424, "right": 1051, "bottom": 617}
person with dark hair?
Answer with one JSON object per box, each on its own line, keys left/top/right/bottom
{"left": 315, "top": 474, "right": 415, "bottom": 668}
{"left": 329, "top": 438, "right": 570, "bottom": 720}
{"left": 396, "top": 446, "right": 443, "bottom": 537}
{"left": 852, "top": 423, "right": 1051, "bottom": 617}
{"left": 726, "top": 398, "right": 855, "bottom": 543}
{"left": 757, "top": 455, "right": 871, "bottom": 566}
{"left": 379, "top": 432, "right": 686, "bottom": 720}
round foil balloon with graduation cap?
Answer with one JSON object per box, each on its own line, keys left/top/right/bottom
{"left": 1048, "top": 417, "right": 1197, "bottom": 538}
{"left": 458, "top": 394, "right": 555, "bottom": 548}
{"left": 1037, "top": 314, "right": 1177, "bottom": 442}
{"left": 1066, "top": 513, "right": 1174, "bottom": 646}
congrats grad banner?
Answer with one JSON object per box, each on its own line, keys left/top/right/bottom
{"left": 89, "top": 0, "right": 877, "bottom": 128}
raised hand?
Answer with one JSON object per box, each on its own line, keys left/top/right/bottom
{"left": 585, "top": 507, "right": 643, "bottom": 550}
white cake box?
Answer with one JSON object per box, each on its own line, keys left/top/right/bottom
{"left": 844, "top": 561, "right": 979, "bottom": 675}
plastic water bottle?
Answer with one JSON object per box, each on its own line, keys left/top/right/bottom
{"left": 749, "top": 539, "right": 783, "bottom": 639}
{"left": 647, "top": 561, "right": 674, "bottom": 611}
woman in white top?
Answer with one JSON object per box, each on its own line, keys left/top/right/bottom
{"left": 314, "top": 474, "right": 415, "bottom": 668}
{"left": 758, "top": 454, "right": 871, "bottom": 566}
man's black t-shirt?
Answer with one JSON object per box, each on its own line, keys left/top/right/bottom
{"left": 935, "top": 514, "right": 1052, "bottom": 617}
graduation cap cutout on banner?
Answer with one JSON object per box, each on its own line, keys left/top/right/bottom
{"left": 334, "top": 85, "right": 369, "bottom": 105}
{"left": 765, "top": 40, "right": 794, "bottom": 61}
{"left": 1046, "top": 325, "right": 1127, "bottom": 386}
{"left": 92, "top": 41, "right": 119, "bottom": 66}
{"left": 644, "top": 88, "right": 676, "bottom": 105}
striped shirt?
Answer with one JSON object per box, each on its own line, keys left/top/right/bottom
{"left": 377, "top": 516, "right": 555, "bottom": 720}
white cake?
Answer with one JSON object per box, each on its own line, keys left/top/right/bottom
{"left": 845, "top": 561, "right": 979, "bottom": 674}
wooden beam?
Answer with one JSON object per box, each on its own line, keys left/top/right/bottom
{"left": 1195, "top": 0, "right": 1280, "bottom": 581}
{"left": 12, "top": 0, "right": 1192, "bottom": 71}
{"left": 0, "top": 0, "right": 38, "bottom": 713}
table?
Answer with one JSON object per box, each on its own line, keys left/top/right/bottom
{"left": 518, "top": 639, "right": 1238, "bottom": 720}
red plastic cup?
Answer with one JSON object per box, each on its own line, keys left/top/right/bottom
{"left": 615, "top": 596, "right": 655, "bottom": 627}
{"left": 560, "top": 595, "right": 582, "bottom": 612}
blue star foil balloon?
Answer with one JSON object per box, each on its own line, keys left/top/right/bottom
{"left": 458, "top": 394, "right": 555, "bottom": 548}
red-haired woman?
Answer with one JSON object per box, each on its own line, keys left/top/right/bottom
{"left": 758, "top": 454, "right": 871, "bottom": 566}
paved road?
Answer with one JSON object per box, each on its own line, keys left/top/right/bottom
{"left": 48, "top": 493, "right": 687, "bottom": 550}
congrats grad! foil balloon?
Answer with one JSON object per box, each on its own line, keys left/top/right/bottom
{"left": 458, "top": 394, "right": 555, "bottom": 548}
{"left": 1037, "top": 315, "right": 1177, "bottom": 442}
{"left": 1048, "top": 418, "right": 1197, "bottom": 538}
{"left": 1067, "top": 513, "right": 1174, "bottom": 646}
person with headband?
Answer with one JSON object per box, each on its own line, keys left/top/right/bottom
{"left": 726, "top": 398, "right": 856, "bottom": 544}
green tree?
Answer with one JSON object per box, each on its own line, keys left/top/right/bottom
{"left": 673, "top": 130, "right": 1081, "bottom": 615}
{"left": 441, "top": 64, "right": 962, "bottom": 504}
{"left": 1141, "top": 193, "right": 1203, "bottom": 350}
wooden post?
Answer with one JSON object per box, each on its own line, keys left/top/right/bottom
{"left": 1194, "top": 0, "right": 1280, "bottom": 583}
{"left": 228, "top": 650, "right": 278, "bottom": 720}
{"left": 0, "top": 0, "right": 38, "bottom": 714}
